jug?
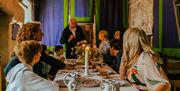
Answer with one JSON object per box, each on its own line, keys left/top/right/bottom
{"left": 63, "top": 72, "right": 81, "bottom": 91}
{"left": 100, "top": 79, "right": 120, "bottom": 91}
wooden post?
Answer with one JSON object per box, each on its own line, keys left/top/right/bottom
{"left": 0, "top": 55, "right": 2, "bottom": 91}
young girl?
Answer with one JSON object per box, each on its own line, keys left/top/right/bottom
{"left": 98, "top": 30, "right": 112, "bottom": 66}
{"left": 119, "top": 28, "right": 171, "bottom": 91}
{"left": 6, "top": 40, "right": 59, "bottom": 91}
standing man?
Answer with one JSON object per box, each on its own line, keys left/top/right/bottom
{"left": 60, "top": 18, "right": 85, "bottom": 58}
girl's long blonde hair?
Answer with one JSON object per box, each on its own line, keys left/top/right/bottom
{"left": 122, "top": 28, "right": 155, "bottom": 68}
{"left": 119, "top": 28, "right": 156, "bottom": 79}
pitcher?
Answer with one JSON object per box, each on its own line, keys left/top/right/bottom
{"left": 100, "top": 79, "right": 120, "bottom": 91}
{"left": 63, "top": 72, "right": 81, "bottom": 91}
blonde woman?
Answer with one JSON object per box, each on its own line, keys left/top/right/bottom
{"left": 119, "top": 28, "right": 171, "bottom": 91}
{"left": 6, "top": 40, "right": 59, "bottom": 91}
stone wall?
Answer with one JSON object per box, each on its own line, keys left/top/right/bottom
{"left": 129, "top": 0, "right": 153, "bottom": 35}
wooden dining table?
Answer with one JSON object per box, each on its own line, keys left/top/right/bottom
{"left": 54, "top": 61, "right": 139, "bottom": 91}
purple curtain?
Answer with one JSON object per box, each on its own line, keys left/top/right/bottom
{"left": 154, "top": 0, "right": 180, "bottom": 48}
{"left": 153, "top": 0, "right": 159, "bottom": 48}
{"left": 162, "top": 0, "right": 180, "bottom": 48}
{"left": 40, "top": 0, "right": 65, "bottom": 46}
{"left": 99, "top": 0, "right": 124, "bottom": 40}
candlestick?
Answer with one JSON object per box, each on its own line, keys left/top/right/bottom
{"left": 84, "top": 46, "right": 89, "bottom": 76}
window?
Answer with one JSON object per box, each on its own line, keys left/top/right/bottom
{"left": 19, "top": 0, "right": 32, "bottom": 23}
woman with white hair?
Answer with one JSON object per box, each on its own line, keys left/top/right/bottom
{"left": 119, "top": 28, "right": 171, "bottom": 91}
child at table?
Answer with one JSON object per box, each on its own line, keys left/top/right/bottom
{"left": 119, "top": 28, "right": 171, "bottom": 91}
{"left": 110, "top": 41, "right": 122, "bottom": 73}
{"left": 98, "top": 29, "right": 113, "bottom": 67}
{"left": 6, "top": 40, "right": 59, "bottom": 91}
{"left": 54, "top": 45, "right": 65, "bottom": 62}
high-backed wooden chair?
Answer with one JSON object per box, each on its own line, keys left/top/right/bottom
{"left": 161, "top": 55, "right": 180, "bottom": 91}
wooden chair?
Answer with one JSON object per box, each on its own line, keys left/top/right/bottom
{"left": 172, "top": 80, "right": 180, "bottom": 91}
{"left": 161, "top": 55, "right": 180, "bottom": 91}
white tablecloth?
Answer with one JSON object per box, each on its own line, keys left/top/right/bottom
{"left": 54, "top": 64, "right": 139, "bottom": 91}
{"left": 58, "top": 86, "right": 138, "bottom": 91}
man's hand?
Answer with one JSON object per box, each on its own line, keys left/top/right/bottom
{"left": 68, "top": 35, "right": 74, "bottom": 42}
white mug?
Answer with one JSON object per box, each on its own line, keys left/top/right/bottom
{"left": 63, "top": 72, "right": 81, "bottom": 91}
{"left": 100, "top": 79, "right": 120, "bottom": 91}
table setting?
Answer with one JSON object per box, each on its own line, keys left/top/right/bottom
{"left": 54, "top": 44, "right": 138, "bottom": 91}
{"left": 54, "top": 58, "right": 138, "bottom": 91}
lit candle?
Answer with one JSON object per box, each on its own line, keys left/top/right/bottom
{"left": 84, "top": 46, "right": 89, "bottom": 76}
{"left": 82, "top": 44, "right": 86, "bottom": 48}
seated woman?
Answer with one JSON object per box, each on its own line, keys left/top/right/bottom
{"left": 6, "top": 40, "right": 59, "bottom": 91}
{"left": 4, "top": 22, "right": 65, "bottom": 80}
{"left": 98, "top": 29, "right": 112, "bottom": 66}
{"left": 119, "top": 28, "right": 171, "bottom": 91}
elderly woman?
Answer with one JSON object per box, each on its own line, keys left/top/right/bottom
{"left": 119, "top": 28, "right": 171, "bottom": 91}
{"left": 6, "top": 40, "right": 59, "bottom": 91}
{"left": 4, "top": 22, "right": 65, "bottom": 80}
